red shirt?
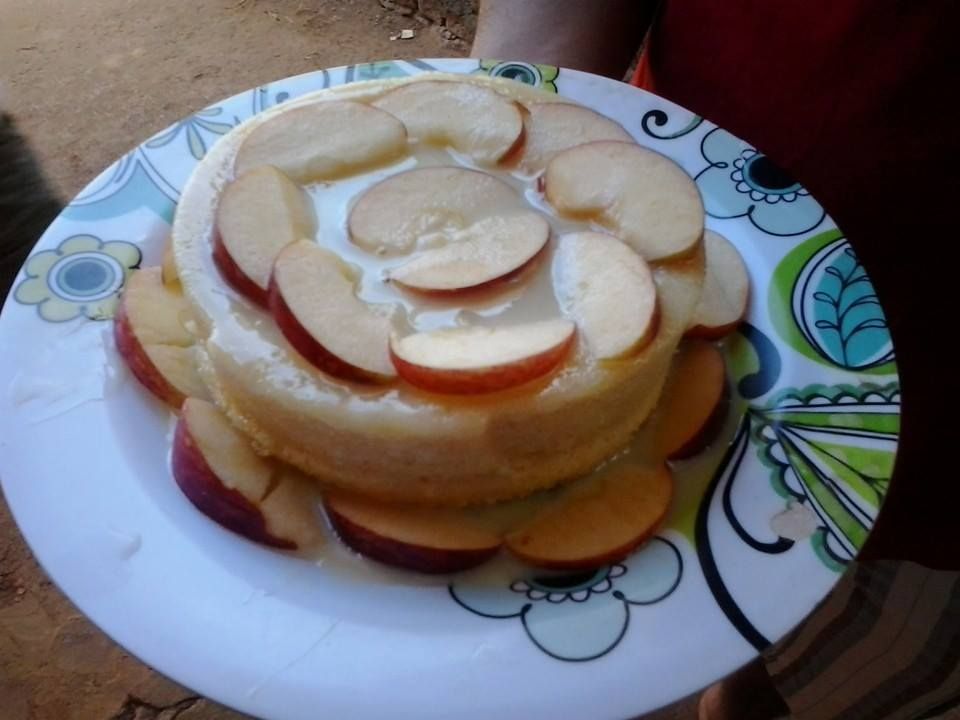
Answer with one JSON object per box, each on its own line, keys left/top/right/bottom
{"left": 633, "top": 1, "right": 958, "bottom": 568}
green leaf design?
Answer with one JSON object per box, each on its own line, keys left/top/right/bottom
{"left": 750, "top": 383, "right": 899, "bottom": 569}
{"left": 769, "top": 231, "right": 895, "bottom": 373}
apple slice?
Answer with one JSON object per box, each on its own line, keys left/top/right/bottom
{"left": 554, "top": 231, "right": 658, "bottom": 359}
{"left": 115, "top": 311, "right": 199, "bottom": 409}
{"left": 517, "top": 102, "right": 634, "bottom": 173}
{"left": 234, "top": 100, "right": 407, "bottom": 182}
{"left": 687, "top": 230, "right": 750, "bottom": 338}
{"left": 373, "top": 80, "right": 523, "bottom": 164}
{"left": 173, "top": 398, "right": 289, "bottom": 548}
{"left": 389, "top": 319, "right": 575, "bottom": 395}
{"left": 386, "top": 212, "right": 549, "bottom": 293}
{"left": 173, "top": 399, "right": 323, "bottom": 550}
{"left": 655, "top": 340, "right": 728, "bottom": 459}
{"left": 139, "top": 344, "right": 210, "bottom": 405}
{"left": 114, "top": 267, "right": 207, "bottom": 408}
{"left": 117, "top": 267, "right": 193, "bottom": 346}
{"left": 325, "top": 491, "right": 501, "bottom": 574}
{"left": 348, "top": 166, "right": 522, "bottom": 256}
{"left": 544, "top": 141, "right": 704, "bottom": 262}
{"left": 269, "top": 239, "right": 397, "bottom": 382}
{"left": 506, "top": 463, "right": 673, "bottom": 570}
{"left": 213, "top": 165, "right": 315, "bottom": 306}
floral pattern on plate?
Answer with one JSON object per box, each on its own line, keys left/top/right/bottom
{"left": 14, "top": 234, "right": 141, "bottom": 321}
{"left": 475, "top": 59, "right": 559, "bottom": 92}
{"left": 450, "top": 538, "right": 682, "bottom": 661}
{"left": 695, "top": 128, "right": 825, "bottom": 237}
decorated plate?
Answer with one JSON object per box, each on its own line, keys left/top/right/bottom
{"left": 0, "top": 59, "right": 898, "bottom": 719}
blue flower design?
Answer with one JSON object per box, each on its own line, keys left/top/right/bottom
{"left": 696, "top": 128, "right": 825, "bottom": 237}
{"left": 145, "top": 107, "right": 235, "bottom": 160}
{"left": 449, "top": 537, "right": 682, "bottom": 662}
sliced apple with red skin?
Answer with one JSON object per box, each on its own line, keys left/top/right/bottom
{"left": 506, "top": 463, "right": 673, "bottom": 570}
{"left": 373, "top": 81, "right": 523, "bottom": 165}
{"left": 389, "top": 319, "right": 575, "bottom": 395}
{"left": 655, "top": 340, "right": 728, "bottom": 459}
{"left": 348, "top": 166, "right": 523, "bottom": 256}
{"left": 544, "top": 141, "right": 704, "bottom": 262}
{"left": 325, "top": 491, "right": 501, "bottom": 574}
{"left": 234, "top": 100, "right": 407, "bottom": 183}
{"left": 687, "top": 230, "right": 750, "bottom": 338}
{"left": 386, "top": 212, "right": 549, "bottom": 293}
{"left": 270, "top": 239, "right": 398, "bottom": 382}
{"left": 555, "top": 231, "right": 658, "bottom": 359}
{"left": 114, "top": 305, "right": 189, "bottom": 408}
{"left": 114, "top": 267, "right": 208, "bottom": 408}
{"left": 138, "top": 344, "right": 210, "bottom": 405}
{"left": 172, "top": 398, "right": 323, "bottom": 550}
{"left": 213, "top": 165, "right": 315, "bottom": 306}
{"left": 173, "top": 398, "right": 286, "bottom": 548}
{"left": 517, "top": 102, "right": 634, "bottom": 174}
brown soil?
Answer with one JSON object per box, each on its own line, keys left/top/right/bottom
{"left": 0, "top": 0, "right": 464, "bottom": 200}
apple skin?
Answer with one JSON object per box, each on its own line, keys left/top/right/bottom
{"left": 114, "top": 296, "right": 186, "bottom": 409}
{"left": 267, "top": 273, "right": 390, "bottom": 384}
{"left": 388, "top": 328, "right": 576, "bottom": 395}
{"left": 171, "top": 416, "right": 296, "bottom": 550}
{"left": 325, "top": 502, "right": 500, "bottom": 574}
{"left": 212, "top": 229, "right": 269, "bottom": 308}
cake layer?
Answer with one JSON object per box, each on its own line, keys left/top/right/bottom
{"left": 173, "top": 74, "right": 705, "bottom": 506}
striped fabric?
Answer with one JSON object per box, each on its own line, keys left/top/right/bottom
{"left": 764, "top": 562, "right": 960, "bottom": 720}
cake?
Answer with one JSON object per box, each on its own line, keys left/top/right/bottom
{"left": 170, "top": 73, "right": 706, "bottom": 507}
{"left": 115, "top": 73, "right": 753, "bottom": 572}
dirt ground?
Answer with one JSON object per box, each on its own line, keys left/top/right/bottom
{"left": 0, "top": 2, "right": 464, "bottom": 718}
{"left": 0, "top": 0, "right": 465, "bottom": 200}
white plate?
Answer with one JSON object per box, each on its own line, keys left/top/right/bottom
{"left": 0, "top": 59, "right": 899, "bottom": 719}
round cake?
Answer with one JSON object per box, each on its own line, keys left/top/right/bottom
{"left": 172, "top": 73, "right": 706, "bottom": 506}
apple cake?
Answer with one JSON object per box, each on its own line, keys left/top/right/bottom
{"left": 166, "top": 73, "right": 707, "bottom": 507}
